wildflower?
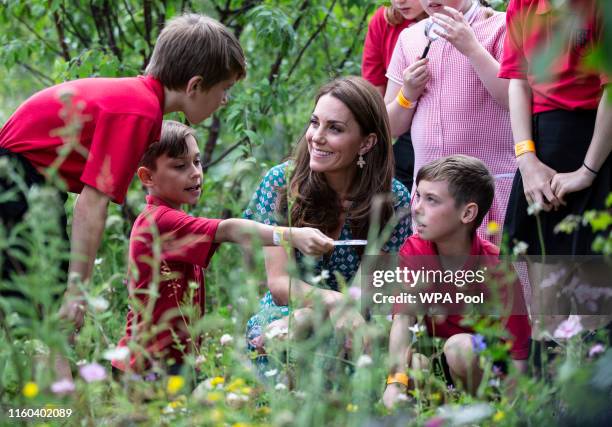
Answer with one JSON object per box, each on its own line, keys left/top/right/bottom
{"left": 50, "top": 379, "right": 75, "bottom": 395}
{"left": 94, "top": 257, "right": 103, "bottom": 265}
{"left": 227, "top": 392, "right": 249, "bottom": 405}
{"left": 356, "top": 354, "right": 372, "bottom": 368}
{"left": 22, "top": 382, "right": 39, "bottom": 398}
{"left": 195, "top": 355, "right": 206, "bottom": 366}
{"left": 210, "top": 376, "right": 225, "bottom": 387}
{"left": 264, "top": 369, "right": 278, "bottom": 377}
{"left": 211, "top": 409, "right": 224, "bottom": 422}
{"left": 430, "top": 392, "right": 441, "bottom": 402}
{"left": 553, "top": 315, "right": 583, "bottom": 339}
{"left": 102, "top": 346, "right": 130, "bottom": 362}
{"left": 227, "top": 377, "right": 246, "bottom": 392}
{"left": 220, "top": 334, "right": 234, "bottom": 346}
{"left": 493, "top": 410, "right": 505, "bottom": 422}
{"left": 348, "top": 286, "right": 362, "bottom": 301}
{"left": 424, "top": 417, "right": 445, "bottom": 427}
{"left": 311, "top": 270, "right": 330, "bottom": 285}
{"left": 471, "top": 334, "right": 487, "bottom": 353}
{"left": 527, "top": 202, "right": 543, "bottom": 216}
{"left": 346, "top": 403, "right": 359, "bottom": 412}
{"left": 589, "top": 343, "right": 605, "bottom": 358}
{"left": 408, "top": 323, "right": 426, "bottom": 335}
{"left": 275, "top": 383, "right": 287, "bottom": 391}
{"left": 79, "top": 362, "right": 107, "bottom": 382}
{"left": 166, "top": 375, "right": 185, "bottom": 394}
{"left": 89, "top": 296, "right": 109, "bottom": 312}
{"left": 257, "top": 406, "right": 272, "bottom": 415}
{"left": 486, "top": 221, "right": 500, "bottom": 235}
{"left": 512, "top": 241, "right": 529, "bottom": 257}
{"left": 232, "top": 423, "right": 251, "bottom": 427}
{"left": 241, "top": 386, "right": 252, "bottom": 395}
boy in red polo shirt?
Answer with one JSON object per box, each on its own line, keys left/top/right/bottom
{"left": 112, "top": 120, "right": 334, "bottom": 373}
{"left": 0, "top": 14, "right": 245, "bottom": 329}
{"left": 383, "top": 155, "right": 530, "bottom": 407}
{"left": 499, "top": 0, "right": 611, "bottom": 337}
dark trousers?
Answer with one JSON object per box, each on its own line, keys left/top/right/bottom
{"left": 393, "top": 131, "right": 415, "bottom": 190}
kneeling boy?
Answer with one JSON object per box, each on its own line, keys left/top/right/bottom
{"left": 383, "top": 155, "right": 531, "bottom": 407}
{"left": 112, "top": 120, "right": 333, "bottom": 373}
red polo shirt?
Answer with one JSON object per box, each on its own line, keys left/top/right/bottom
{"left": 362, "top": 7, "right": 415, "bottom": 87}
{"left": 113, "top": 195, "right": 221, "bottom": 372}
{"left": 397, "top": 234, "right": 531, "bottom": 360}
{"left": 499, "top": 0, "right": 608, "bottom": 113}
{"left": 0, "top": 76, "right": 164, "bottom": 203}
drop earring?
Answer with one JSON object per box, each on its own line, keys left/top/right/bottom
{"left": 357, "top": 154, "right": 365, "bottom": 169}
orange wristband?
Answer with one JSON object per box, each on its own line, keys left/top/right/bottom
{"left": 514, "top": 139, "right": 535, "bottom": 158}
{"left": 396, "top": 89, "right": 414, "bottom": 109}
{"left": 386, "top": 372, "right": 409, "bottom": 387}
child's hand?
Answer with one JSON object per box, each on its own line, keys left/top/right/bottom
{"left": 402, "top": 58, "right": 430, "bottom": 102}
{"left": 290, "top": 227, "right": 334, "bottom": 256}
{"left": 517, "top": 153, "right": 560, "bottom": 211}
{"left": 58, "top": 288, "right": 87, "bottom": 331}
{"left": 382, "top": 383, "right": 407, "bottom": 409}
{"left": 432, "top": 7, "right": 481, "bottom": 58}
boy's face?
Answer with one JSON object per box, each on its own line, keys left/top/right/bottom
{"left": 183, "top": 76, "right": 236, "bottom": 124}
{"left": 412, "top": 179, "right": 475, "bottom": 242}
{"left": 144, "top": 135, "right": 202, "bottom": 209}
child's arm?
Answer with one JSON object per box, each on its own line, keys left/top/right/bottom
{"left": 384, "top": 60, "right": 429, "bottom": 138}
{"left": 214, "top": 218, "right": 334, "bottom": 257}
{"left": 510, "top": 78, "right": 561, "bottom": 211}
{"left": 551, "top": 86, "right": 612, "bottom": 203}
{"left": 430, "top": 6, "right": 508, "bottom": 107}
{"left": 382, "top": 314, "right": 414, "bottom": 408}
{"left": 59, "top": 185, "right": 110, "bottom": 329}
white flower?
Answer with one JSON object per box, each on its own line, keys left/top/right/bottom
{"left": 195, "top": 355, "right": 206, "bottom": 365}
{"left": 226, "top": 392, "right": 249, "bottom": 404}
{"left": 275, "top": 383, "right": 287, "bottom": 391}
{"left": 94, "top": 258, "right": 103, "bottom": 265}
{"left": 89, "top": 296, "right": 109, "bottom": 312}
{"left": 512, "top": 241, "right": 529, "bottom": 256}
{"left": 220, "top": 334, "right": 234, "bottom": 346}
{"left": 553, "top": 315, "right": 583, "bottom": 339}
{"left": 102, "top": 346, "right": 130, "bottom": 361}
{"left": 264, "top": 369, "right": 278, "bottom": 377}
{"left": 408, "top": 323, "right": 426, "bottom": 335}
{"left": 527, "top": 202, "right": 543, "bottom": 216}
{"left": 356, "top": 355, "right": 373, "bottom": 368}
{"left": 237, "top": 296, "right": 248, "bottom": 305}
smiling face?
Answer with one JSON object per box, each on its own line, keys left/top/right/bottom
{"left": 305, "top": 94, "right": 374, "bottom": 180}
{"left": 411, "top": 179, "right": 475, "bottom": 242}
{"left": 392, "top": 0, "right": 427, "bottom": 21}
{"left": 419, "top": 0, "right": 471, "bottom": 16}
{"left": 142, "top": 134, "right": 203, "bottom": 209}
{"left": 182, "top": 76, "right": 235, "bottom": 124}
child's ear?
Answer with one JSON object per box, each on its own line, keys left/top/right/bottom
{"left": 461, "top": 202, "right": 479, "bottom": 225}
{"left": 358, "top": 133, "right": 378, "bottom": 155}
{"left": 185, "top": 76, "right": 204, "bottom": 96}
{"left": 137, "top": 166, "right": 155, "bottom": 188}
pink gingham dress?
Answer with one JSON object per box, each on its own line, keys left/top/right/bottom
{"left": 386, "top": 7, "right": 515, "bottom": 246}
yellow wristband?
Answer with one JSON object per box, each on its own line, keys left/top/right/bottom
{"left": 396, "top": 89, "right": 414, "bottom": 109}
{"left": 514, "top": 139, "right": 536, "bottom": 158}
{"left": 386, "top": 372, "right": 409, "bottom": 387}
{"left": 273, "top": 226, "right": 286, "bottom": 246}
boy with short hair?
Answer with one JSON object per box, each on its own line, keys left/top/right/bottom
{"left": 0, "top": 14, "right": 245, "bottom": 328}
{"left": 112, "top": 120, "right": 333, "bottom": 373}
{"left": 383, "top": 155, "right": 530, "bottom": 407}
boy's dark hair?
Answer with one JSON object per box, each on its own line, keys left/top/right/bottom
{"left": 416, "top": 155, "right": 494, "bottom": 229}
{"left": 145, "top": 14, "right": 246, "bottom": 90}
{"left": 140, "top": 120, "right": 195, "bottom": 170}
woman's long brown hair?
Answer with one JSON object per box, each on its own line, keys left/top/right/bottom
{"left": 276, "top": 76, "right": 395, "bottom": 241}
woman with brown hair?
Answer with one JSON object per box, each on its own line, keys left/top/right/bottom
{"left": 244, "top": 76, "right": 411, "bottom": 354}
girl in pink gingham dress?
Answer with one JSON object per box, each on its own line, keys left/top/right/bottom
{"left": 385, "top": 0, "right": 514, "bottom": 247}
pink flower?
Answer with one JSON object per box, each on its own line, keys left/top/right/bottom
{"left": 553, "top": 315, "right": 583, "bottom": 340}
{"left": 589, "top": 343, "right": 605, "bottom": 358}
{"left": 79, "top": 362, "right": 107, "bottom": 383}
{"left": 348, "top": 286, "right": 361, "bottom": 301}
{"left": 425, "top": 417, "right": 446, "bottom": 427}
{"left": 51, "top": 379, "right": 75, "bottom": 394}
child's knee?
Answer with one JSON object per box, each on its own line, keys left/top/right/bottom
{"left": 443, "top": 333, "right": 476, "bottom": 373}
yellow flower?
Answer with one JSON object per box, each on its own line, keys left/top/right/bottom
{"left": 257, "top": 406, "right": 271, "bottom": 415}
{"left": 227, "top": 377, "right": 245, "bottom": 392}
{"left": 430, "top": 392, "right": 441, "bottom": 402}
{"left": 232, "top": 423, "right": 251, "bottom": 427}
{"left": 346, "top": 403, "right": 358, "bottom": 413}
{"left": 166, "top": 375, "right": 185, "bottom": 394}
{"left": 493, "top": 410, "right": 505, "bottom": 422}
{"left": 211, "top": 376, "right": 225, "bottom": 387}
{"left": 240, "top": 386, "right": 252, "bottom": 395}
{"left": 486, "top": 221, "right": 500, "bottom": 235}
{"left": 207, "top": 391, "right": 223, "bottom": 402}
{"left": 169, "top": 400, "right": 184, "bottom": 409}
{"left": 211, "top": 409, "right": 224, "bottom": 422}
{"left": 22, "top": 382, "right": 39, "bottom": 398}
